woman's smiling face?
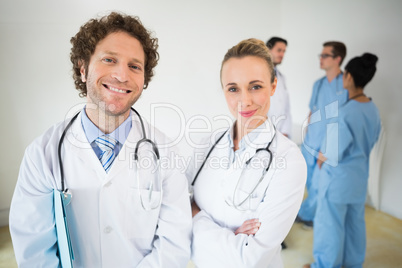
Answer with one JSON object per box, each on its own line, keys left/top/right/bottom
{"left": 221, "top": 56, "right": 276, "bottom": 130}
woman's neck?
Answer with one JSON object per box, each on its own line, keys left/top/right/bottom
{"left": 233, "top": 117, "right": 266, "bottom": 150}
{"left": 348, "top": 87, "right": 370, "bottom": 102}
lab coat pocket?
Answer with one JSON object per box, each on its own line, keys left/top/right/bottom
{"left": 230, "top": 189, "right": 264, "bottom": 212}
{"left": 125, "top": 188, "right": 161, "bottom": 243}
{"left": 248, "top": 192, "right": 265, "bottom": 211}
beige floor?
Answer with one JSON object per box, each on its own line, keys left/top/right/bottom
{"left": 1, "top": 206, "right": 401, "bottom": 268}
{"left": 281, "top": 206, "right": 402, "bottom": 268}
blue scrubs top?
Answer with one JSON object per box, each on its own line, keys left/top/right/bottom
{"left": 319, "top": 100, "right": 381, "bottom": 204}
{"left": 303, "top": 74, "right": 348, "bottom": 165}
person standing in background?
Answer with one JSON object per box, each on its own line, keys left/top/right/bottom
{"left": 304, "top": 53, "right": 381, "bottom": 268}
{"left": 297, "top": 41, "right": 348, "bottom": 228}
{"left": 266, "top": 37, "right": 292, "bottom": 138}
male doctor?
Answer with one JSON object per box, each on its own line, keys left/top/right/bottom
{"left": 298, "top": 41, "right": 348, "bottom": 228}
{"left": 9, "top": 12, "right": 192, "bottom": 267}
{"left": 266, "top": 37, "right": 292, "bottom": 138}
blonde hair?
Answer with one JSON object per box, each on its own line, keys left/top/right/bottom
{"left": 220, "top": 38, "right": 275, "bottom": 83}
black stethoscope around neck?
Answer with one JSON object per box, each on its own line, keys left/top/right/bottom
{"left": 57, "top": 107, "right": 159, "bottom": 193}
{"left": 190, "top": 124, "right": 277, "bottom": 211}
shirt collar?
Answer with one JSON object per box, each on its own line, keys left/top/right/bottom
{"left": 81, "top": 107, "right": 132, "bottom": 145}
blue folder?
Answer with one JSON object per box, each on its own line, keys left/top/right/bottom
{"left": 54, "top": 190, "right": 74, "bottom": 268}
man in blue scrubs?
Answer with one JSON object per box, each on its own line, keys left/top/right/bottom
{"left": 297, "top": 41, "right": 348, "bottom": 228}
{"left": 266, "top": 37, "right": 292, "bottom": 138}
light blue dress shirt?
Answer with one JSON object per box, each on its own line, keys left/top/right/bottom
{"left": 81, "top": 107, "right": 132, "bottom": 159}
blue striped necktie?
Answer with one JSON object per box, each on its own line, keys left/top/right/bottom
{"left": 95, "top": 135, "right": 118, "bottom": 172}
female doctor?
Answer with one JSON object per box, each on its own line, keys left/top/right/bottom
{"left": 188, "top": 38, "right": 307, "bottom": 267}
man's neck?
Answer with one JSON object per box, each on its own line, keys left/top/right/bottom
{"left": 326, "top": 67, "right": 342, "bottom": 82}
{"left": 85, "top": 106, "right": 129, "bottom": 134}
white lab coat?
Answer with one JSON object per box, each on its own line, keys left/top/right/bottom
{"left": 9, "top": 112, "right": 192, "bottom": 267}
{"left": 188, "top": 120, "right": 306, "bottom": 268}
{"left": 268, "top": 69, "right": 292, "bottom": 137}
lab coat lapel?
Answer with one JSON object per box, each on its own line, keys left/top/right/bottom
{"left": 65, "top": 112, "right": 147, "bottom": 183}
{"left": 224, "top": 119, "right": 276, "bottom": 194}
{"left": 66, "top": 112, "right": 106, "bottom": 176}
{"left": 248, "top": 119, "right": 276, "bottom": 152}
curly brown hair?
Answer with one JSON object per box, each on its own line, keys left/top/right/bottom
{"left": 70, "top": 12, "right": 159, "bottom": 97}
{"left": 220, "top": 38, "right": 275, "bottom": 84}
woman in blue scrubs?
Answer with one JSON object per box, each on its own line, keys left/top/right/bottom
{"left": 304, "top": 53, "right": 381, "bottom": 268}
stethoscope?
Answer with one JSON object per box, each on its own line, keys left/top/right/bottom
{"left": 57, "top": 107, "right": 162, "bottom": 211}
{"left": 191, "top": 125, "right": 277, "bottom": 211}
{"left": 312, "top": 72, "right": 344, "bottom": 112}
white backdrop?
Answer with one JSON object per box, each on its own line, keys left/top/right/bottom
{"left": 1, "top": 0, "right": 401, "bottom": 225}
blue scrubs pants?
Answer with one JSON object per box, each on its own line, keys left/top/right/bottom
{"left": 312, "top": 197, "right": 366, "bottom": 268}
{"left": 298, "top": 147, "right": 319, "bottom": 221}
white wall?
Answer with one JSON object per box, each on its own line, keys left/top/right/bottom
{"left": 278, "top": 0, "right": 402, "bottom": 219}
{"left": 0, "top": 0, "right": 401, "bottom": 226}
